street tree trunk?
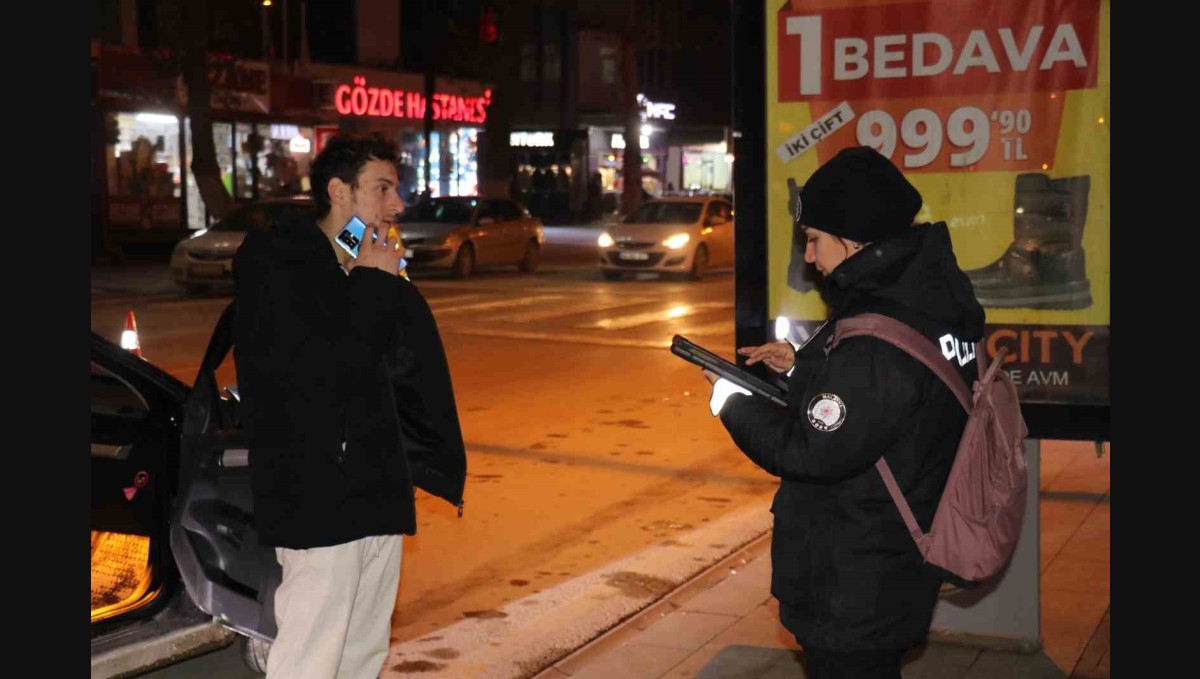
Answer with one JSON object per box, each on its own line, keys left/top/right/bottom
{"left": 167, "top": 0, "right": 233, "bottom": 222}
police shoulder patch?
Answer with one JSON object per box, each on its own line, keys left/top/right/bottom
{"left": 807, "top": 393, "right": 846, "bottom": 432}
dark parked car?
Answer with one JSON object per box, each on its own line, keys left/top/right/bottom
{"left": 91, "top": 305, "right": 278, "bottom": 676}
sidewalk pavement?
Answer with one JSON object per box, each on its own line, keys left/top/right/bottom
{"left": 91, "top": 260, "right": 182, "bottom": 302}
{"left": 532, "top": 441, "right": 1109, "bottom": 679}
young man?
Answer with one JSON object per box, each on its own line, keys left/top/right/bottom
{"left": 233, "top": 133, "right": 440, "bottom": 679}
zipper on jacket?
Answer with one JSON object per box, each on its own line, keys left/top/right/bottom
{"left": 457, "top": 501, "right": 464, "bottom": 518}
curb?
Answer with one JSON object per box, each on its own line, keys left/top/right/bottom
{"left": 531, "top": 530, "right": 774, "bottom": 679}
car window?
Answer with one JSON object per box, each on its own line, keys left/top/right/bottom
{"left": 92, "top": 362, "right": 149, "bottom": 419}
{"left": 500, "top": 201, "right": 524, "bottom": 221}
{"left": 396, "top": 198, "right": 478, "bottom": 224}
{"left": 476, "top": 201, "right": 502, "bottom": 222}
{"left": 706, "top": 201, "right": 732, "bottom": 223}
{"left": 210, "top": 207, "right": 255, "bottom": 232}
{"left": 211, "top": 202, "right": 316, "bottom": 233}
{"left": 624, "top": 202, "right": 703, "bottom": 224}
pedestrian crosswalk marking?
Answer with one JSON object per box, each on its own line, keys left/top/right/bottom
{"left": 575, "top": 302, "right": 732, "bottom": 330}
{"left": 498, "top": 297, "right": 659, "bottom": 323}
{"left": 425, "top": 294, "right": 491, "bottom": 308}
{"left": 446, "top": 327, "right": 680, "bottom": 349}
{"left": 433, "top": 294, "right": 567, "bottom": 314}
{"left": 675, "top": 320, "right": 735, "bottom": 337}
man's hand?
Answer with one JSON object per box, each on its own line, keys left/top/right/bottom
{"left": 348, "top": 223, "right": 403, "bottom": 275}
{"left": 737, "top": 341, "right": 795, "bottom": 373}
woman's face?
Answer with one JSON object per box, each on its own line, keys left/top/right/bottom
{"left": 803, "top": 226, "right": 859, "bottom": 275}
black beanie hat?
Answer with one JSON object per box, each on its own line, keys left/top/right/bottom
{"left": 797, "top": 146, "right": 922, "bottom": 243}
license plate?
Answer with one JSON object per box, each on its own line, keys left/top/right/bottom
{"left": 618, "top": 251, "right": 650, "bottom": 261}
{"left": 189, "top": 263, "right": 227, "bottom": 278}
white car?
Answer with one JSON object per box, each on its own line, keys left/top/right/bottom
{"left": 397, "top": 197, "right": 545, "bottom": 278}
{"left": 597, "top": 196, "right": 735, "bottom": 280}
{"left": 170, "top": 197, "right": 313, "bottom": 294}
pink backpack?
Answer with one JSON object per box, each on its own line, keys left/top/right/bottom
{"left": 831, "top": 313, "right": 1029, "bottom": 584}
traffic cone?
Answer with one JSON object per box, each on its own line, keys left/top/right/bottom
{"left": 121, "top": 309, "right": 143, "bottom": 358}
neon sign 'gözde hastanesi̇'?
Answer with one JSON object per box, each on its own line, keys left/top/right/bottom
{"left": 334, "top": 76, "right": 492, "bottom": 124}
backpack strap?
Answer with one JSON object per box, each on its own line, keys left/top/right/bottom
{"left": 874, "top": 457, "right": 925, "bottom": 543}
{"left": 829, "top": 312, "right": 978, "bottom": 545}
{"left": 831, "top": 313, "right": 973, "bottom": 412}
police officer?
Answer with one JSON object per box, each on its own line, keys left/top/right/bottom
{"left": 702, "top": 146, "right": 985, "bottom": 679}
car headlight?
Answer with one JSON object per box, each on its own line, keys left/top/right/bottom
{"left": 662, "top": 233, "right": 690, "bottom": 249}
{"left": 598, "top": 232, "right": 615, "bottom": 248}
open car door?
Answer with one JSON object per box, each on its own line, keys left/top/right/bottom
{"left": 169, "top": 301, "right": 281, "bottom": 645}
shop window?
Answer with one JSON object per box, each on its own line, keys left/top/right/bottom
{"left": 398, "top": 134, "right": 425, "bottom": 204}
{"left": 106, "top": 112, "right": 183, "bottom": 230}
{"left": 234, "top": 122, "right": 266, "bottom": 201}
{"left": 262, "top": 124, "right": 312, "bottom": 198}
{"left": 520, "top": 44, "right": 537, "bottom": 82}
{"left": 600, "top": 47, "right": 618, "bottom": 85}
{"left": 448, "top": 128, "right": 479, "bottom": 197}
{"left": 544, "top": 43, "right": 561, "bottom": 82}
{"left": 400, "top": 129, "right": 478, "bottom": 199}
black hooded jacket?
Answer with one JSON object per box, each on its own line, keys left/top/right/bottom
{"left": 718, "top": 222, "right": 984, "bottom": 651}
{"left": 233, "top": 205, "right": 466, "bottom": 549}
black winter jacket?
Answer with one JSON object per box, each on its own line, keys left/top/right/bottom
{"left": 232, "top": 206, "right": 466, "bottom": 548}
{"left": 719, "top": 222, "right": 984, "bottom": 651}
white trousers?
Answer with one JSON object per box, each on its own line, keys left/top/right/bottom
{"left": 267, "top": 535, "right": 404, "bottom": 679}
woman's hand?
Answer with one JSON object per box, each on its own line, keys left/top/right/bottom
{"left": 737, "top": 341, "right": 795, "bottom": 373}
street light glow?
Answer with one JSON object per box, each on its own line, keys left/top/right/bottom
{"left": 775, "top": 316, "right": 790, "bottom": 341}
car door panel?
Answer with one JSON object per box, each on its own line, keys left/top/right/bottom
{"left": 170, "top": 302, "right": 280, "bottom": 641}
{"left": 501, "top": 200, "right": 529, "bottom": 261}
{"left": 703, "top": 201, "right": 734, "bottom": 266}
{"left": 718, "top": 202, "right": 735, "bottom": 266}
{"left": 470, "top": 202, "right": 500, "bottom": 266}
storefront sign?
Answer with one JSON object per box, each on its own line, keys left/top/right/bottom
{"left": 314, "top": 126, "right": 339, "bottom": 155}
{"left": 174, "top": 58, "right": 270, "bottom": 113}
{"left": 271, "top": 124, "right": 301, "bottom": 139}
{"left": 510, "top": 131, "right": 556, "bottom": 147}
{"left": 333, "top": 76, "right": 491, "bottom": 125}
{"left": 611, "top": 133, "right": 651, "bottom": 150}
{"left": 207, "top": 59, "right": 270, "bottom": 113}
{"left": 766, "top": 0, "right": 1108, "bottom": 406}
{"left": 637, "top": 93, "right": 676, "bottom": 120}
{"left": 289, "top": 136, "right": 311, "bottom": 153}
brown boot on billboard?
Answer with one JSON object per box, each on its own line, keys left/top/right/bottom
{"left": 967, "top": 173, "right": 1093, "bottom": 310}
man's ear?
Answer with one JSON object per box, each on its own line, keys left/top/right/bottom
{"left": 328, "top": 177, "right": 351, "bottom": 209}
